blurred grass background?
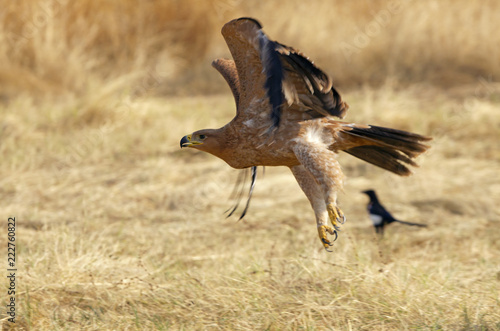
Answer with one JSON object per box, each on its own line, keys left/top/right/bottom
{"left": 2, "top": 0, "right": 500, "bottom": 100}
{"left": 1, "top": 0, "right": 500, "bottom": 330}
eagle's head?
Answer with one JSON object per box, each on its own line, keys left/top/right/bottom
{"left": 180, "top": 129, "right": 224, "bottom": 157}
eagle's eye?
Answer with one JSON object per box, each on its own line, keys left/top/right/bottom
{"left": 199, "top": 134, "right": 207, "bottom": 140}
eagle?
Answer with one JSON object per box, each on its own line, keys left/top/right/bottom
{"left": 180, "top": 17, "right": 431, "bottom": 251}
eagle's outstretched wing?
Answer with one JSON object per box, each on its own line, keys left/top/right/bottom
{"left": 218, "top": 17, "right": 348, "bottom": 127}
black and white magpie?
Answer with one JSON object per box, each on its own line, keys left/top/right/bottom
{"left": 362, "top": 189, "right": 427, "bottom": 234}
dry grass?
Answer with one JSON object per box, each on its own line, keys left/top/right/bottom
{"left": 2, "top": 0, "right": 500, "bottom": 100}
{"left": 1, "top": 0, "right": 500, "bottom": 330}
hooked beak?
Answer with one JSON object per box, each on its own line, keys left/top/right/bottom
{"left": 180, "top": 134, "right": 203, "bottom": 148}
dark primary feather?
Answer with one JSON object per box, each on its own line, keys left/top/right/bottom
{"left": 239, "top": 166, "right": 258, "bottom": 220}
{"left": 225, "top": 166, "right": 259, "bottom": 220}
{"left": 259, "top": 38, "right": 284, "bottom": 128}
{"left": 260, "top": 39, "right": 349, "bottom": 127}
{"left": 236, "top": 17, "right": 284, "bottom": 128}
{"left": 276, "top": 42, "right": 348, "bottom": 119}
{"left": 225, "top": 167, "right": 249, "bottom": 218}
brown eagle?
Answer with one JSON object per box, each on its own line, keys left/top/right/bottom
{"left": 180, "top": 17, "right": 431, "bottom": 251}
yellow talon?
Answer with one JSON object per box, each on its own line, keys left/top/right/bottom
{"left": 318, "top": 225, "right": 337, "bottom": 251}
{"left": 327, "top": 204, "right": 345, "bottom": 229}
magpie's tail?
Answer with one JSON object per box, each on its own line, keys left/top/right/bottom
{"left": 395, "top": 220, "right": 428, "bottom": 227}
{"left": 337, "top": 123, "right": 432, "bottom": 176}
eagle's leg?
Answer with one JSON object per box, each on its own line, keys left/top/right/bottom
{"left": 293, "top": 143, "right": 346, "bottom": 243}
{"left": 290, "top": 165, "right": 338, "bottom": 251}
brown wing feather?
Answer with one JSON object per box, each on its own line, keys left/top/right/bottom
{"left": 220, "top": 17, "right": 348, "bottom": 126}
{"left": 276, "top": 43, "right": 349, "bottom": 119}
{"left": 212, "top": 58, "right": 240, "bottom": 107}
{"left": 221, "top": 18, "right": 268, "bottom": 113}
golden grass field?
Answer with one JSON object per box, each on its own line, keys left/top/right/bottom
{"left": 1, "top": 0, "right": 500, "bottom": 330}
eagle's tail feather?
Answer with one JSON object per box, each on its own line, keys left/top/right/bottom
{"left": 339, "top": 124, "right": 431, "bottom": 176}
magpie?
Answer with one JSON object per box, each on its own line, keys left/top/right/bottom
{"left": 362, "top": 189, "right": 427, "bottom": 235}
